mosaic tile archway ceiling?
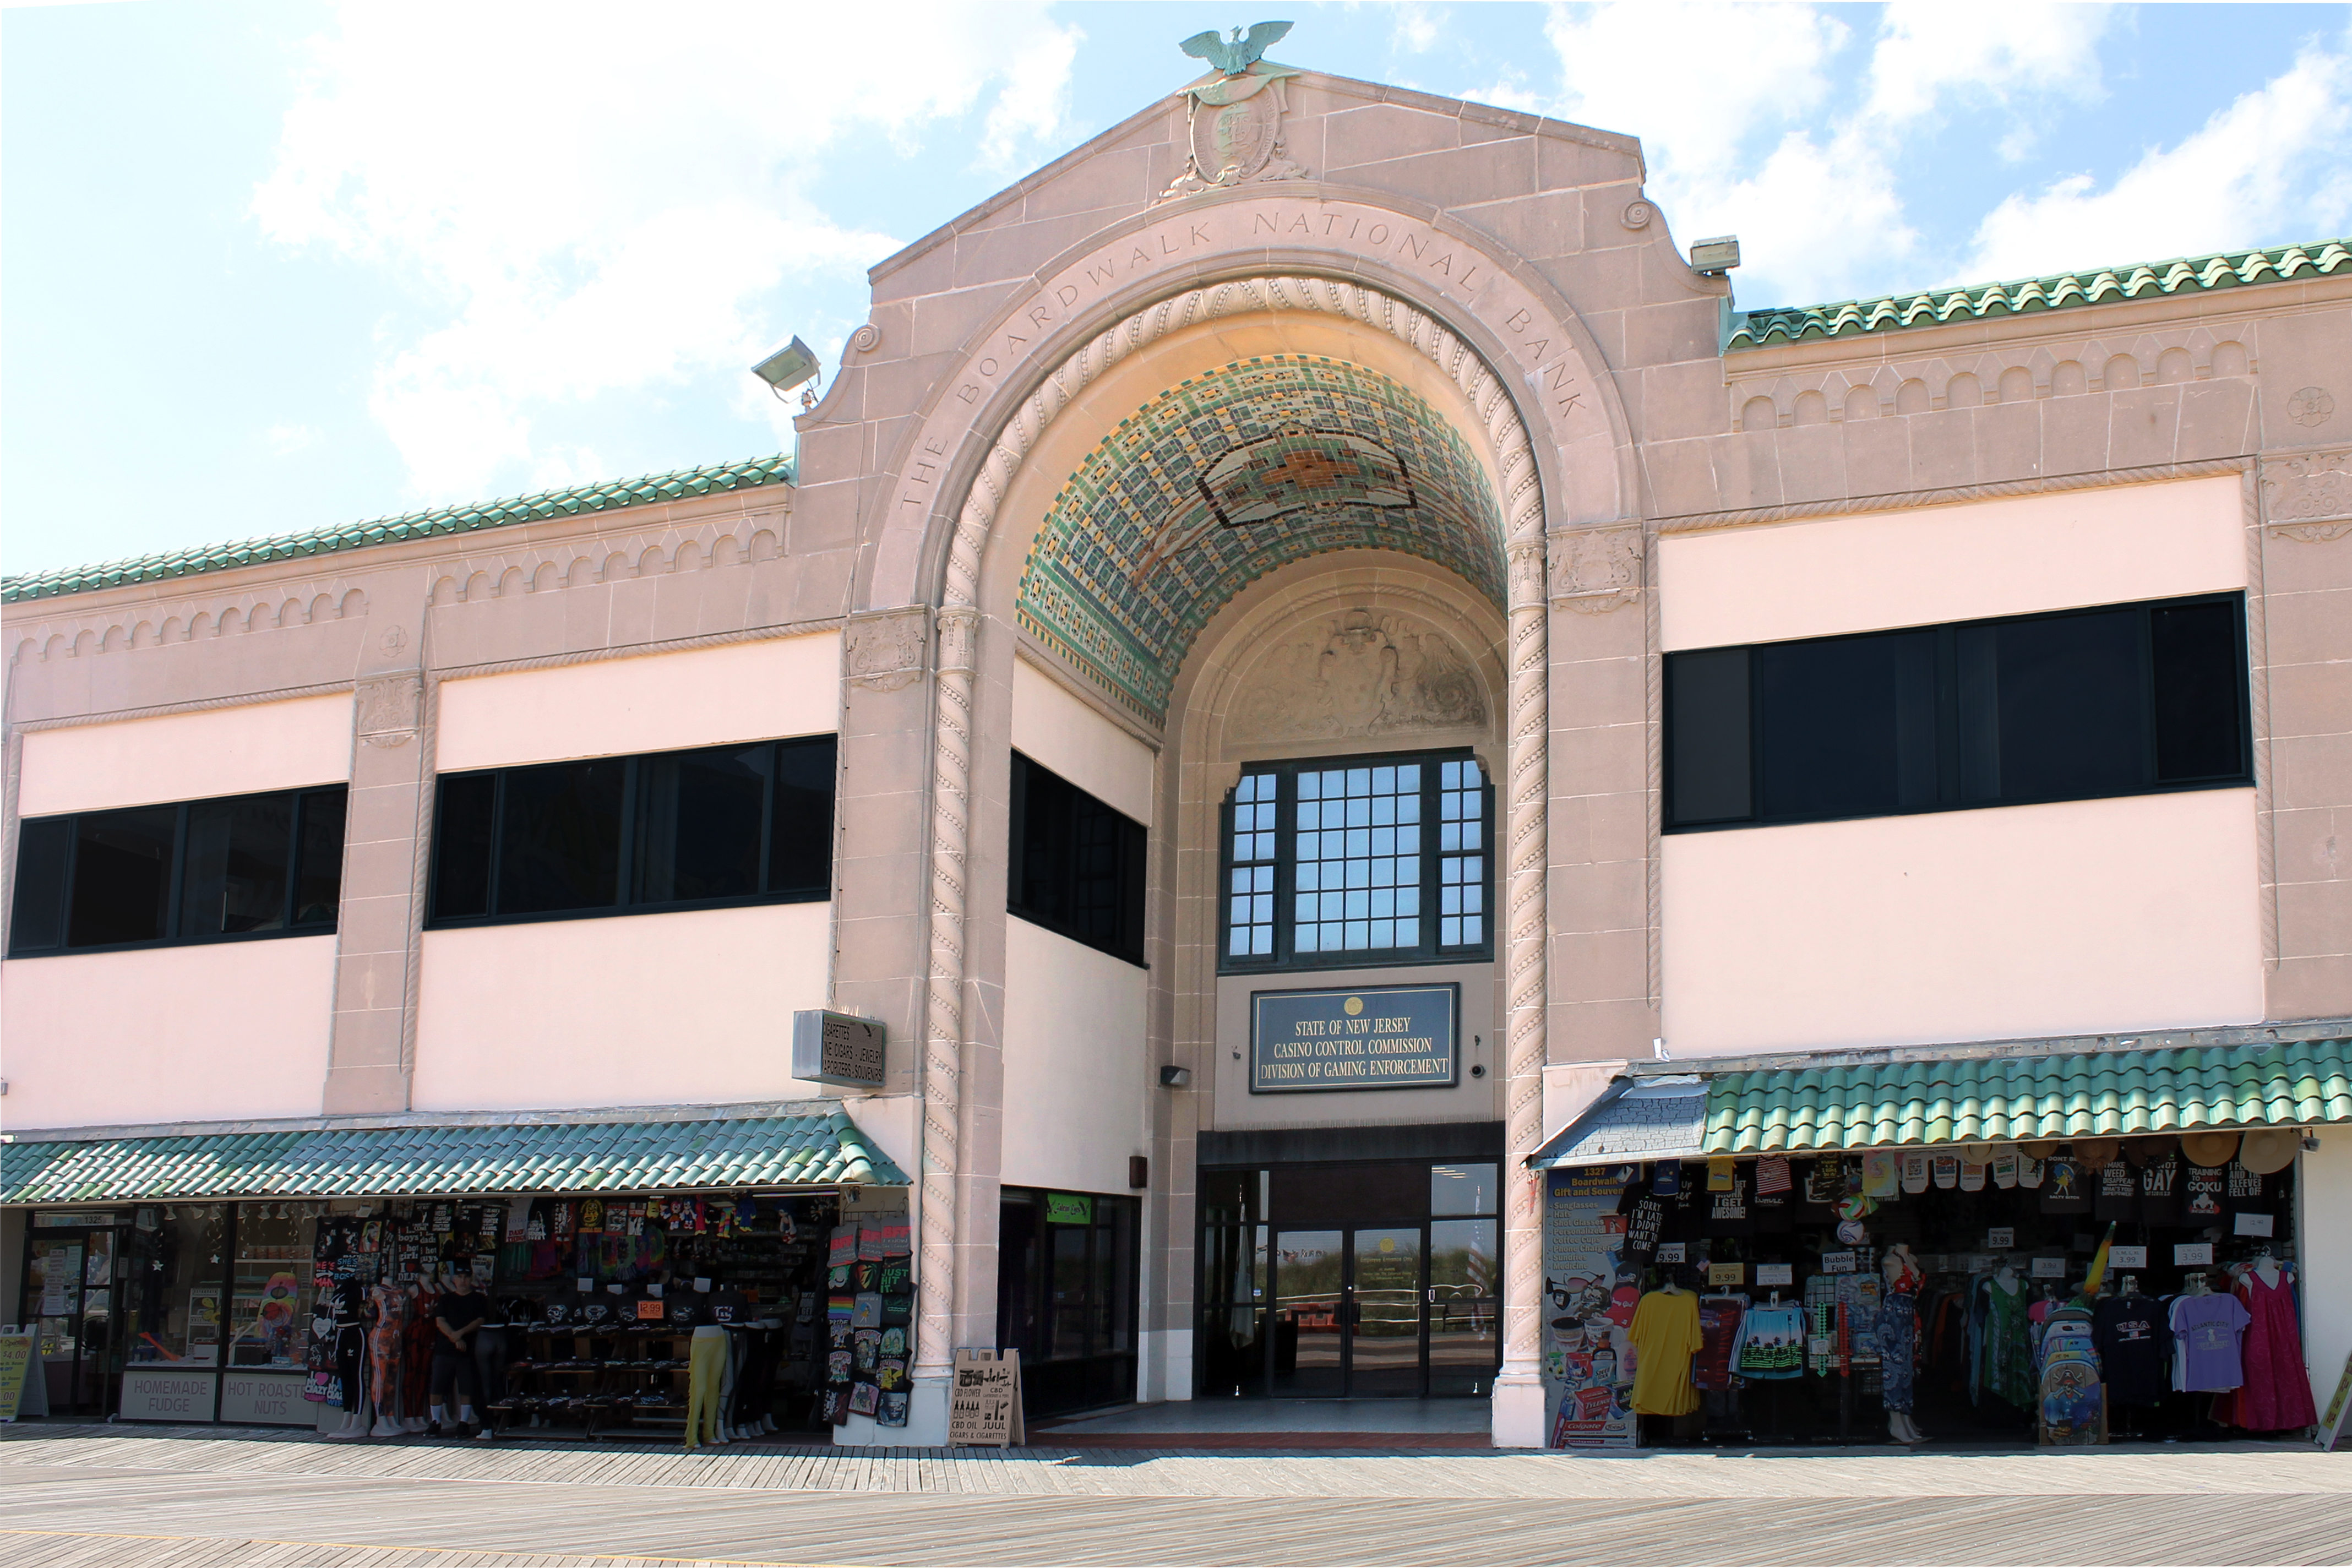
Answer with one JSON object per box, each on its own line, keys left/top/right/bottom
{"left": 1015, "top": 356, "right": 1506, "bottom": 723}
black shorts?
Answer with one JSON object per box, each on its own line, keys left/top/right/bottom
{"left": 429, "top": 1351, "right": 481, "bottom": 1404}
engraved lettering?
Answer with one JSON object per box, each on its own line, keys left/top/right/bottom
{"left": 978, "top": 357, "right": 999, "bottom": 377}
{"left": 909, "top": 460, "right": 938, "bottom": 485}
{"left": 1458, "top": 265, "right": 1481, "bottom": 291}
{"left": 1430, "top": 251, "right": 1453, "bottom": 275}
{"left": 1366, "top": 224, "right": 1389, "bottom": 245}
{"left": 1525, "top": 339, "right": 1551, "bottom": 360}
{"left": 1505, "top": 309, "right": 1533, "bottom": 333}
{"left": 956, "top": 383, "right": 981, "bottom": 404}
{"left": 1028, "top": 306, "right": 1051, "bottom": 329}
{"left": 1056, "top": 285, "right": 1080, "bottom": 307}
{"left": 1398, "top": 233, "right": 1425, "bottom": 260}
{"left": 1161, "top": 233, "right": 1179, "bottom": 254}
{"left": 1255, "top": 213, "right": 1280, "bottom": 235}
{"left": 1086, "top": 263, "right": 1117, "bottom": 287}
{"left": 1323, "top": 214, "right": 1341, "bottom": 234}
{"left": 1130, "top": 246, "right": 1153, "bottom": 269}
{"left": 1289, "top": 214, "right": 1312, "bottom": 234}
{"left": 1190, "top": 224, "right": 1211, "bottom": 246}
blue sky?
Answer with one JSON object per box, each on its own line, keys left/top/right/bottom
{"left": 6, "top": 2, "right": 2349, "bottom": 580}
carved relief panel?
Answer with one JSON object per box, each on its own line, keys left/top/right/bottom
{"left": 1227, "top": 608, "right": 1486, "bottom": 744}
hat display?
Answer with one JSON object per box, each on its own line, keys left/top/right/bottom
{"left": 2072, "top": 1138, "right": 2121, "bottom": 1171}
{"left": 2124, "top": 1134, "right": 2178, "bottom": 1166}
{"left": 2179, "top": 1129, "right": 2241, "bottom": 1168}
{"left": 2016, "top": 1141, "right": 2060, "bottom": 1159}
{"left": 2237, "top": 1128, "right": 2300, "bottom": 1176}
{"left": 1961, "top": 1142, "right": 2008, "bottom": 1164}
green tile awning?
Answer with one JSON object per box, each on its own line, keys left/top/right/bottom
{"left": 1725, "top": 236, "right": 2350, "bottom": 349}
{"left": 0, "top": 1109, "right": 907, "bottom": 1206}
{"left": 1700, "top": 1038, "right": 2351, "bottom": 1156}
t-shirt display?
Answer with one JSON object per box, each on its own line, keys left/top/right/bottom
{"left": 2223, "top": 1266, "right": 2318, "bottom": 1431}
{"left": 1692, "top": 1297, "right": 1746, "bottom": 1392}
{"left": 1627, "top": 1289, "right": 1703, "bottom": 1416}
{"left": 2091, "top": 1294, "right": 2171, "bottom": 1406}
{"left": 2170, "top": 1292, "right": 2251, "bottom": 1392}
{"left": 1730, "top": 1301, "right": 1804, "bottom": 1380}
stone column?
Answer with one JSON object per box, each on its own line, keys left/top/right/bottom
{"left": 1491, "top": 535, "right": 1552, "bottom": 1446}
{"left": 323, "top": 600, "right": 430, "bottom": 1115}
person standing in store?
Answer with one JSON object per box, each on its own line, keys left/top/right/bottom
{"left": 428, "top": 1260, "right": 490, "bottom": 1439}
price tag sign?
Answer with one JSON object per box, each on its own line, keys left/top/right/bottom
{"left": 1707, "top": 1262, "right": 1744, "bottom": 1287}
{"left": 1807, "top": 1337, "right": 1831, "bottom": 1357}
{"left": 1755, "top": 1263, "right": 1794, "bottom": 1287}
{"left": 1655, "top": 1243, "right": 1686, "bottom": 1264}
{"left": 694, "top": 1277, "right": 713, "bottom": 1293}
{"left": 577, "top": 1277, "right": 594, "bottom": 1293}
{"left": 2030, "top": 1257, "right": 2067, "bottom": 1278}
{"left": 2175, "top": 1242, "right": 2215, "bottom": 1266}
{"left": 635, "top": 1298, "right": 666, "bottom": 1321}
{"left": 2110, "top": 1246, "right": 2148, "bottom": 1269}
{"left": 1820, "top": 1250, "right": 1856, "bottom": 1274}
{"left": 2234, "top": 1213, "right": 2275, "bottom": 1238}
{"left": 1986, "top": 1227, "right": 2015, "bottom": 1249}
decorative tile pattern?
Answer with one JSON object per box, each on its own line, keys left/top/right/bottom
{"left": 1727, "top": 236, "right": 2350, "bottom": 349}
{"left": 2, "top": 453, "right": 796, "bottom": 605}
{"left": 0, "top": 1108, "right": 907, "bottom": 1202}
{"left": 1016, "top": 356, "right": 1505, "bottom": 722}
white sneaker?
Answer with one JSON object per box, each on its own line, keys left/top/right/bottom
{"left": 475, "top": 1427, "right": 495, "bottom": 1441}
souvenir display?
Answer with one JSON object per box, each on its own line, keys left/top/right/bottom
{"left": 1542, "top": 1133, "right": 2310, "bottom": 1448}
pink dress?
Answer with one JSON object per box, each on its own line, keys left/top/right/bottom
{"left": 2226, "top": 1270, "right": 2317, "bottom": 1431}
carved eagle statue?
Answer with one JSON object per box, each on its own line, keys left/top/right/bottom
{"left": 1180, "top": 20, "right": 1293, "bottom": 76}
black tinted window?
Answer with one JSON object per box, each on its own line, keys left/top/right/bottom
{"left": 69, "top": 807, "right": 178, "bottom": 946}
{"left": 1666, "top": 594, "right": 2248, "bottom": 830}
{"left": 428, "top": 736, "right": 835, "bottom": 928}
{"left": 1011, "top": 752, "right": 1146, "bottom": 965}
{"left": 1756, "top": 630, "right": 1937, "bottom": 821}
{"left": 498, "top": 760, "right": 627, "bottom": 914}
{"left": 11, "top": 787, "right": 345, "bottom": 956}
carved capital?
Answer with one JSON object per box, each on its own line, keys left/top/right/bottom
{"left": 844, "top": 606, "right": 929, "bottom": 692}
{"left": 2263, "top": 448, "right": 2352, "bottom": 540}
{"left": 1505, "top": 540, "right": 1547, "bottom": 609}
{"left": 1548, "top": 524, "right": 1646, "bottom": 613}
{"left": 355, "top": 674, "right": 421, "bottom": 748}
{"left": 936, "top": 607, "right": 981, "bottom": 675}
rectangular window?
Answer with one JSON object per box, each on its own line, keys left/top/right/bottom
{"left": 8, "top": 787, "right": 347, "bottom": 957}
{"left": 1664, "top": 592, "right": 2251, "bottom": 831}
{"left": 1221, "top": 749, "right": 1493, "bottom": 973}
{"left": 427, "top": 735, "right": 836, "bottom": 927}
{"left": 1008, "top": 752, "right": 1146, "bottom": 965}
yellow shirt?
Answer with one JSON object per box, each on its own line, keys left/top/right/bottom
{"left": 1628, "top": 1289, "right": 1705, "bottom": 1417}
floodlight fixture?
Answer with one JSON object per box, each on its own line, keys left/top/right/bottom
{"left": 752, "top": 336, "right": 821, "bottom": 401}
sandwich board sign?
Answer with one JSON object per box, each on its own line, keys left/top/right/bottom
{"left": 2321, "top": 1348, "right": 2352, "bottom": 1452}
{"left": 948, "top": 1347, "right": 1023, "bottom": 1447}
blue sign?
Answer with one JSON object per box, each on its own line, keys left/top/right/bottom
{"left": 1248, "top": 984, "right": 1457, "bottom": 1093}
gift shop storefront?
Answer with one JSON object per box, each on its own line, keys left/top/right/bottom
{"left": 1535, "top": 1038, "right": 2351, "bottom": 1450}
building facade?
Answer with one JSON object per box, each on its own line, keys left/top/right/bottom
{"left": 5, "top": 57, "right": 2350, "bottom": 1447}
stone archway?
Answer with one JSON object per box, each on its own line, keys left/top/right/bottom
{"left": 910, "top": 271, "right": 1561, "bottom": 1440}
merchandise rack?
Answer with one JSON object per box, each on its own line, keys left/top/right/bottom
{"left": 492, "top": 1321, "right": 697, "bottom": 1440}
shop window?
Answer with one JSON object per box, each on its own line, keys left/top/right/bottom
{"left": 1008, "top": 752, "right": 1146, "bottom": 966}
{"left": 8, "top": 787, "right": 348, "bottom": 957}
{"left": 427, "top": 735, "right": 835, "bottom": 927}
{"left": 997, "top": 1188, "right": 1140, "bottom": 1418}
{"left": 1219, "top": 749, "right": 1493, "bottom": 973}
{"left": 1665, "top": 593, "right": 2252, "bottom": 831}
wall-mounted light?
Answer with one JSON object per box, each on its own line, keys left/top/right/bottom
{"left": 1158, "top": 1065, "right": 1193, "bottom": 1088}
{"left": 1688, "top": 235, "right": 1741, "bottom": 276}
{"left": 751, "top": 336, "right": 821, "bottom": 406}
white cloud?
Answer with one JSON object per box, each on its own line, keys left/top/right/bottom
{"left": 1392, "top": 3, "right": 1443, "bottom": 55}
{"left": 253, "top": 1, "right": 1081, "bottom": 502}
{"left": 1532, "top": 1, "right": 2130, "bottom": 302}
{"left": 1964, "top": 35, "right": 2352, "bottom": 281}
{"left": 264, "top": 423, "right": 320, "bottom": 458}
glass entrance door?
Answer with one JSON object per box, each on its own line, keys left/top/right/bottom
{"left": 1268, "top": 1226, "right": 1423, "bottom": 1397}
{"left": 20, "top": 1223, "right": 122, "bottom": 1415}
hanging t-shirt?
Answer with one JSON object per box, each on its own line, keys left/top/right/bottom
{"left": 2038, "top": 1158, "right": 2089, "bottom": 1214}
{"left": 1621, "top": 1196, "right": 1667, "bottom": 1262}
{"left": 1732, "top": 1300, "right": 1805, "bottom": 1380}
{"left": 2183, "top": 1164, "right": 2226, "bottom": 1221}
{"left": 2170, "top": 1293, "right": 2251, "bottom": 1391}
{"left": 1692, "top": 1298, "right": 1747, "bottom": 1391}
{"left": 2093, "top": 1295, "right": 2171, "bottom": 1406}
{"left": 1706, "top": 1175, "right": 1751, "bottom": 1235}
{"left": 1627, "top": 1290, "right": 1704, "bottom": 1415}
{"left": 2139, "top": 1156, "right": 2184, "bottom": 1226}
{"left": 2093, "top": 1161, "right": 2138, "bottom": 1222}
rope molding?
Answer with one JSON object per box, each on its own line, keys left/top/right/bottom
{"left": 1651, "top": 456, "right": 2253, "bottom": 535}
{"left": 915, "top": 272, "right": 1555, "bottom": 1388}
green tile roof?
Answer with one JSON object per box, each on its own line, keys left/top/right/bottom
{"left": 0, "top": 1108, "right": 905, "bottom": 1205}
{"left": 0, "top": 451, "right": 795, "bottom": 607}
{"left": 1726, "top": 236, "right": 2352, "bottom": 350}
{"left": 1701, "top": 1038, "right": 2351, "bottom": 1155}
